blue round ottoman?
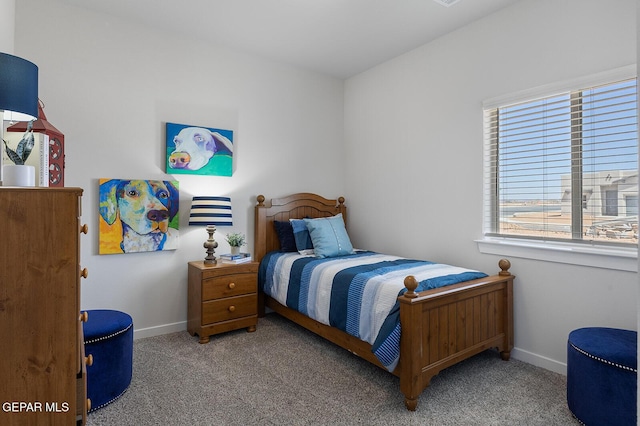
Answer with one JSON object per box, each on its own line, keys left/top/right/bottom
{"left": 567, "top": 327, "right": 637, "bottom": 426}
{"left": 83, "top": 309, "right": 133, "bottom": 412}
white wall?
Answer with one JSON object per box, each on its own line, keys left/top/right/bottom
{"left": 14, "top": 0, "right": 345, "bottom": 338}
{"left": 344, "top": 0, "right": 637, "bottom": 372}
{"left": 0, "top": 0, "right": 15, "bottom": 52}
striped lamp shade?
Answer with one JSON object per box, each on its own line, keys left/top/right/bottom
{"left": 189, "top": 196, "right": 233, "bottom": 226}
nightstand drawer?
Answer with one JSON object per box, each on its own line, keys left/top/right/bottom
{"left": 202, "top": 272, "right": 256, "bottom": 300}
{"left": 202, "top": 294, "right": 257, "bottom": 324}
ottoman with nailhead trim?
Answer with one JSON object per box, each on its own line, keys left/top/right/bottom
{"left": 83, "top": 309, "right": 133, "bottom": 412}
{"left": 567, "top": 327, "right": 637, "bottom": 426}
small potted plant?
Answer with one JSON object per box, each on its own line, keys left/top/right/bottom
{"left": 225, "top": 232, "right": 246, "bottom": 255}
{"left": 2, "top": 121, "right": 36, "bottom": 186}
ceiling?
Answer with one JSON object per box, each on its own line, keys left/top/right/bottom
{"left": 58, "top": 0, "right": 521, "bottom": 79}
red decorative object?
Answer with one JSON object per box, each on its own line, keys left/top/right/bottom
{"left": 7, "top": 101, "right": 65, "bottom": 187}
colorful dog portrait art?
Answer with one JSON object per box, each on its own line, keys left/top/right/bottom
{"left": 165, "top": 122, "right": 233, "bottom": 176}
{"left": 99, "top": 178, "right": 180, "bottom": 254}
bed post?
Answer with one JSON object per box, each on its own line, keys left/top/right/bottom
{"left": 398, "top": 275, "right": 422, "bottom": 411}
{"left": 337, "top": 196, "right": 347, "bottom": 224}
{"left": 255, "top": 195, "right": 267, "bottom": 262}
{"left": 498, "top": 258, "right": 514, "bottom": 361}
{"left": 255, "top": 195, "right": 267, "bottom": 318}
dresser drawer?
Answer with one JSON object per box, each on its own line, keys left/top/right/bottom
{"left": 202, "top": 272, "right": 256, "bottom": 300}
{"left": 202, "top": 294, "right": 257, "bottom": 324}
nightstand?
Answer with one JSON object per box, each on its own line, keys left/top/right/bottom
{"left": 187, "top": 261, "right": 258, "bottom": 344}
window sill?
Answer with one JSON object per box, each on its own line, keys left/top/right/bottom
{"left": 476, "top": 238, "right": 637, "bottom": 272}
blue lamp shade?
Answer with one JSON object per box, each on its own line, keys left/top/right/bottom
{"left": 189, "top": 196, "right": 233, "bottom": 226}
{"left": 0, "top": 52, "right": 39, "bottom": 119}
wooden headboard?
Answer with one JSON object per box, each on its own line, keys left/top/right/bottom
{"left": 254, "top": 193, "right": 346, "bottom": 262}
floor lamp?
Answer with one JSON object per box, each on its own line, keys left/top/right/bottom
{"left": 0, "top": 52, "right": 39, "bottom": 184}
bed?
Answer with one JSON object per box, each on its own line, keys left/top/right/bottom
{"left": 254, "top": 193, "right": 514, "bottom": 411}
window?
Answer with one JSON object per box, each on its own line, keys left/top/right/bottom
{"left": 483, "top": 75, "right": 638, "bottom": 248}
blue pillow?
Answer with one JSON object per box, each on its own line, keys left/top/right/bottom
{"left": 303, "top": 214, "right": 354, "bottom": 258}
{"left": 290, "top": 218, "right": 314, "bottom": 255}
{"left": 273, "top": 220, "right": 297, "bottom": 252}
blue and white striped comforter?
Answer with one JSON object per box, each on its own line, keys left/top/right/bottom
{"left": 258, "top": 251, "right": 487, "bottom": 372}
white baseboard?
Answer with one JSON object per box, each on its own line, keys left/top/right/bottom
{"left": 511, "top": 347, "right": 567, "bottom": 375}
{"left": 133, "top": 320, "right": 187, "bottom": 340}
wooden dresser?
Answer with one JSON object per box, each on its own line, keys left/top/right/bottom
{"left": 0, "top": 187, "right": 90, "bottom": 425}
{"left": 188, "top": 261, "right": 258, "bottom": 344}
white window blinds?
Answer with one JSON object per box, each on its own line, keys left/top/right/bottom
{"left": 483, "top": 77, "right": 638, "bottom": 246}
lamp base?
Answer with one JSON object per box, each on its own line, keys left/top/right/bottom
{"left": 203, "top": 225, "right": 218, "bottom": 264}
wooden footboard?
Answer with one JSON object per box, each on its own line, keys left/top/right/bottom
{"left": 254, "top": 193, "right": 515, "bottom": 411}
{"left": 398, "top": 259, "right": 514, "bottom": 410}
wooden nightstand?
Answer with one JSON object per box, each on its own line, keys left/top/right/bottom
{"left": 187, "top": 261, "right": 258, "bottom": 344}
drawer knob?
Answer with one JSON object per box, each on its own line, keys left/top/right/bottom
{"left": 80, "top": 224, "right": 89, "bottom": 234}
{"left": 80, "top": 311, "right": 89, "bottom": 322}
{"left": 228, "top": 305, "right": 236, "bottom": 312}
{"left": 80, "top": 268, "right": 89, "bottom": 279}
{"left": 85, "top": 354, "right": 94, "bottom": 366}
{"left": 87, "top": 398, "right": 91, "bottom": 412}
{"left": 228, "top": 282, "right": 235, "bottom": 289}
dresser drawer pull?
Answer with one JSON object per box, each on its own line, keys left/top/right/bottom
{"left": 80, "top": 311, "right": 89, "bottom": 322}
{"left": 85, "top": 354, "right": 94, "bottom": 367}
{"left": 80, "top": 224, "right": 89, "bottom": 234}
{"left": 80, "top": 268, "right": 89, "bottom": 279}
{"left": 228, "top": 305, "right": 236, "bottom": 312}
{"left": 228, "top": 282, "right": 235, "bottom": 289}
{"left": 87, "top": 398, "right": 91, "bottom": 412}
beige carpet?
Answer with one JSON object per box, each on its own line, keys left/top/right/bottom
{"left": 87, "top": 314, "right": 578, "bottom": 425}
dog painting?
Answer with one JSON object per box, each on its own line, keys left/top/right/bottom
{"left": 99, "top": 178, "right": 180, "bottom": 254}
{"left": 166, "top": 122, "right": 233, "bottom": 176}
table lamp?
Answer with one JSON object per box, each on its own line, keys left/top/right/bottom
{"left": 0, "top": 52, "right": 38, "bottom": 184}
{"left": 189, "top": 196, "right": 233, "bottom": 264}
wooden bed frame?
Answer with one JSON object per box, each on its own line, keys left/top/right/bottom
{"left": 254, "top": 193, "right": 514, "bottom": 411}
